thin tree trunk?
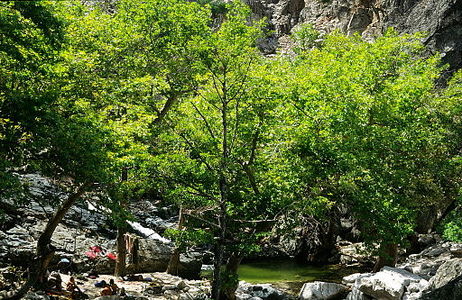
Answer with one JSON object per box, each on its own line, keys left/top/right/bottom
{"left": 115, "top": 168, "right": 128, "bottom": 277}
{"left": 220, "top": 253, "right": 242, "bottom": 300}
{"left": 2, "top": 182, "right": 91, "bottom": 300}
{"left": 114, "top": 226, "right": 127, "bottom": 277}
{"left": 212, "top": 82, "right": 229, "bottom": 300}
{"left": 373, "top": 243, "right": 398, "bottom": 272}
{"left": 212, "top": 236, "right": 225, "bottom": 300}
{"left": 167, "top": 206, "right": 185, "bottom": 275}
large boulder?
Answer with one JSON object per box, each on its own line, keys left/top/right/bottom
{"left": 420, "top": 274, "right": 462, "bottom": 300}
{"left": 428, "top": 258, "right": 462, "bottom": 290}
{"left": 299, "top": 281, "right": 348, "bottom": 300}
{"left": 352, "top": 267, "right": 423, "bottom": 300}
{"left": 177, "top": 251, "right": 203, "bottom": 279}
{"left": 126, "top": 238, "right": 172, "bottom": 273}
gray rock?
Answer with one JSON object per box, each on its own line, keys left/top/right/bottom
{"left": 420, "top": 274, "right": 462, "bottom": 300}
{"left": 125, "top": 238, "right": 172, "bottom": 273}
{"left": 237, "top": 282, "right": 290, "bottom": 300}
{"left": 237, "top": 293, "right": 253, "bottom": 300}
{"left": 342, "top": 273, "right": 372, "bottom": 287}
{"left": 245, "top": 0, "right": 462, "bottom": 76}
{"left": 398, "top": 242, "right": 460, "bottom": 279}
{"left": 345, "top": 288, "right": 372, "bottom": 300}
{"left": 162, "top": 284, "right": 178, "bottom": 291}
{"left": 178, "top": 251, "right": 203, "bottom": 279}
{"left": 339, "top": 243, "right": 371, "bottom": 265}
{"left": 356, "top": 267, "right": 423, "bottom": 300}
{"left": 22, "top": 291, "right": 51, "bottom": 300}
{"left": 429, "top": 258, "right": 462, "bottom": 289}
{"left": 299, "top": 281, "right": 348, "bottom": 299}
{"left": 177, "top": 280, "right": 188, "bottom": 290}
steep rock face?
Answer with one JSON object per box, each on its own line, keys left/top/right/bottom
{"left": 247, "top": 0, "right": 462, "bottom": 72}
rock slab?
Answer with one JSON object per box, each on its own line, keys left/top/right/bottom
{"left": 299, "top": 281, "right": 348, "bottom": 300}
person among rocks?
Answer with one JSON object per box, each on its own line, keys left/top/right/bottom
{"left": 48, "top": 271, "right": 62, "bottom": 291}
{"left": 100, "top": 283, "right": 113, "bottom": 296}
{"left": 66, "top": 277, "right": 85, "bottom": 299}
{"left": 66, "top": 277, "right": 81, "bottom": 293}
{"left": 109, "top": 278, "right": 119, "bottom": 295}
{"left": 119, "top": 287, "right": 127, "bottom": 296}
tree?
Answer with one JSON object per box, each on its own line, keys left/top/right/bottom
{"left": 281, "top": 29, "right": 460, "bottom": 270}
{"left": 61, "top": 0, "right": 212, "bottom": 276}
{"left": 0, "top": 2, "right": 125, "bottom": 298}
{"left": 154, "top": 3, "right": 292, "bottom": 298}
{"left": 0, "top": 0, "right": 63, "bottom": 200}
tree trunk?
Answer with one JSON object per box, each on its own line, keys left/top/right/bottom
{"left": 212, "top": 239, "right": 225, "bottom": 300}
{"left": 2, "top": 182, "right": 91, "bottom": 300}
{"left": 220, "top": 253, "right": 242, "bottom": 300}
{"left": 114, "top": 225, "right": 127, "bottom": 277}
{"left": 213, "top": 91, "right": 229, "bottom": 300}
{"left": 373, "top": 243, "right": 398, "bottom": 272}
{"left": 167, "top": 206, "right": 185, "bottom": 275}
{"left": 115, "top": 168, "right": 128, "bottom": 277}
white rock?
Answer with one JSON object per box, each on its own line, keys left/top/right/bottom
{"left": 299, "top": 281, "right": 348, "bottom": 300}
{"left": 345, "top": 287, "right": 372, "bottom": 300}
{"left": 357, "top": 267, "right": 423, "bottom": 300}
{"left": 236, "top": 293, "right": 253, "bottom": 300}
{"left": 342, "top": 273, "right": 372, "bottom": 287}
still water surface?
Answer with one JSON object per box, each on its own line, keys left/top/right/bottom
{"left": 238, "top": 259, "right": 359, "bottom": 293}
{"left": 238, "top": 259, "right": 337, "bottom": 283}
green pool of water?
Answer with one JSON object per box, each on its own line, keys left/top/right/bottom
{"left": 238, "top": 259, "right": 338, "bottom": 284}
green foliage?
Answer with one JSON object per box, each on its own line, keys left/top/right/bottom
{"left": 197, "top": 0, "right": 228, "bottom": 15}
{"left": 292, "top": 23, "right": 321, "bottom": 53}
{"left": 0, "top": 0, "right": 65, "bottom": 196}
{"left": 440, "top": 211, "right": 462, "bottom": 242}
{"left": 2, "top": 0, "right": 462, "bottom": 290}
{"left": 165, "top": 228, "right": 213, "bottom": 251}
{"left": 278, "top": 29, "right": 458, "bottom": 249}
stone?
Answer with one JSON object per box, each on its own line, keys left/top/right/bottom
{"left": 397, "top": 241, "right": 459, "bottom": 279}
{"left": 356, "top": 267, "right": 423, "bottom": 300}
{"left": 338, "top": 243, "right": 371, "bottom": 265}
{"left": 177, "top": 280, "right": 188, "bottom": 290}
{"left": 22, "top": 292, "right": 51, "bottom": 300}
{"left": 428, "top": 258, "right": 462, "bottom": 289}
{"left": 125, "top": 238, "right": 173, "bottom": 274}
{"left": 236, "top": 282, "right": 289, "bottom": 300}
{"left": 237, "top": 293, "right": 253, "bottom": 300}
{"left": 342, "top": 273, "right": 372, "bottom": 287}
{"left": 178, "top": 251, "right": 203, "bottom": 279}
{"left": 345, "top": 288, "right": 372, "bottom": 300}
{"left": 162, "top": 285, "right": 178, "bottom": 291}
{"left": 299, "top": 281, "right": 348, "bottom": 300}
{"left": 420, "top": 274, "right": 462, "bottom": 300}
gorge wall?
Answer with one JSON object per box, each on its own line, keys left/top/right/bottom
{"left": 244, "top": 0, "right": 462, "bottom": 73}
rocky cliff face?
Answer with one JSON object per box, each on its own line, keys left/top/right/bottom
{"left": 246, "top": 0, "right": 462, "bottom": 72}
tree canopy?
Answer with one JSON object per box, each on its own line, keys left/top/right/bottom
{"left": 2, "top": 0, "right": 462, "bottom": 299}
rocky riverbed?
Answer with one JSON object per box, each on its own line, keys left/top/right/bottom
{"left": 299, "top": 241, "right": 462, "bottom": 300}
{"left": 1, "top": 174, "right": 462, "bottom": 299}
